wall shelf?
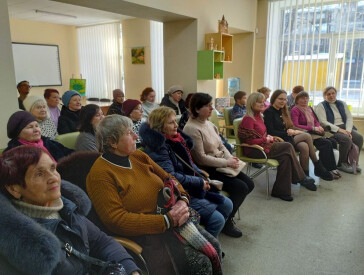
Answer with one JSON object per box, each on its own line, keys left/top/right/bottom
{"left": 205, "top": 33, "right": 233, "bottom": 62}
{"left": 197, "top": 50, "right": 224, "bottom": 80}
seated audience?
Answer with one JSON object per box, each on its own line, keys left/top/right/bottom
{"left": 230, "top": 91, "right": 247, "bottom": 124}
{"left": 23, "top": 95, "right": 58, "bottom": 140}
{"left": 140, "top": 87, "right": 158, "bottom": 122}
{"left": 184, "top": 93, "right": 254, "bottom": 237}
{"left": 291, "top": 91, "right": 341, "bottom": 179}
{"left": 86, "top": 115, "right": 222, "bottom": 275}
{"left": 287, "top": 85, "right": 304, "bottom": 109}
{"left": 239, "top": 93, "right": 316, "bottom": 202}
{"left": 17, "top": 80, "right": 31, "bottom": 110}
{"left": 75, "top": 104, "right": 104, "bottom": 152}
{"left": 160, "top": 85, "right": 187, "bottom": 115}
{"left": 315, "top": 86, "right": 363, "bottom": 174}
{"left": 107, "top": 89, "right": 125, "bottom": 115}
{"left": 122, "top": 99, "right": 143, "bottom": 148}
{"left": 44, "top": 88, "right": 61, "bottom": 127}
{"left": 257, "top": 86, "right": 271, "bottom": 111}
{"left": 264, "top": 90, "right": 333, "bottom": 181}
{"left": 58, "top": 90, "right": 82, "bottom": 134}
{"left": 178, "top": 93, "right": 195, "bottom": 130}
{"left": 0, "top": 146, "right": 140, "bottom": 275}
{"left": 140, "top": 106, "right": 233, "bottom": 238}
{"left": 5, "top": 111, "right": 73, "bottom": 161}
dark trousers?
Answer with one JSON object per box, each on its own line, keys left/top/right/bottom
{"left": 313, "top": 138, "right": 337, "bottom": 171}
{"left": 334, "top": 125, "right": 363, "bottom": 164}
{"left": 205, "top": 169, "right": 254, "bottom": 219}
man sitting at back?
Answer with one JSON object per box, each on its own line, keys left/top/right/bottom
{"left": 229, "top": 91, "right": 247, "bottom": 124}
{"left": 17, "top": 80, "right": 31, "bottom": 110}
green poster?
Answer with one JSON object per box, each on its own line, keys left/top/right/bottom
{"left": 70, "top": 79, "right": 86, "bottom": 96}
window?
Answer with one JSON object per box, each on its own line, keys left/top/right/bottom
{"left": 266, "top": 0, "right": 364, "bottom": 116}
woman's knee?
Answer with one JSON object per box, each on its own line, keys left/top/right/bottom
{"left": 216, "top": 196, "right": 233, "bottom": 218}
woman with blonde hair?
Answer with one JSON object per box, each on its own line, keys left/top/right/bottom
{"left": 239, "top": 92, "right": 316, "bottom": 202}
{"left": 264, "top": 89, "right": 333, "bottom": 181}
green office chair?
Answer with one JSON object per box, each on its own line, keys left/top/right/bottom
{"left": 222, "top": 107, "right": 234, "bottom": 139}
{"left": 55, "top": 132, "right": 80, "bottom": 150}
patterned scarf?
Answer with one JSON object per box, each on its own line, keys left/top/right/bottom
{"left": 18, "top": 138, "right": 56, "bottom": 162}
{"left": 164, "top": 133, "right": 195, "bottom": 168}
{"left": 295, "top": 105, "right": 315, "bottom": 127}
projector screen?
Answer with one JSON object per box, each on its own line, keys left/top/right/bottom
{"left": 12, "top": 43, "right": 62, "bottom": 87}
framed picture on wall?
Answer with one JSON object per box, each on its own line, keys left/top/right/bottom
{"left": 131, "top": 47, "right": 145, "bottom": 64}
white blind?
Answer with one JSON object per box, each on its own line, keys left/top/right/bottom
{"left": 150, "top": 21, "right": 164, "bottom": 103}
{"left": 266, "top": 0, "right": 364, "bottom": 116}
{"left": 77, "top": 23, "right": 122, "bottom": 99}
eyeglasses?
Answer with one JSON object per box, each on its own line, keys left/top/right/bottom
{"left": 277, "top": 98, "right": 287, "bottom": 101}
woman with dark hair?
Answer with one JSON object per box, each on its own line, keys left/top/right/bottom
{"left": 58, "top": 90, "right": 82, "bottom": 134}
{"left": 183, "top": 93, "right": 254, "bottom": 237}
{"left": 291, "top": 91, "right": 340, "bottom": 178}
{"left": 75, "top": 104, "right": 104, "bottom": 152}
{"left": 0, "top": 146, "right": 140, "bottom": 275}
{"left": 44, "top": 88, "right": 61, "bottom": 127}
{"left": 264, "top": 90, "right": 332, "bottom": 181}
{"left": 315, "top": 86, "right": 363, "bottom": 174}
{"left": 5, "top": 111, "right": 73, "bottom": 161}
{"left": 178, "top": 92, "right": 195, "bottom": 130}
{"left": 140, "top": 87, "right": 158, "bottom": 122}
{"left": 239, "top": 93, "right": 317, "bottom": 202}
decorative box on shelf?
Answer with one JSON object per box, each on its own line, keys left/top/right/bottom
{"left": 205, "top": 33, "right": 233, "bottom": 62}
{"left": 197, "top": 50, "right": 224, "bottom": 80}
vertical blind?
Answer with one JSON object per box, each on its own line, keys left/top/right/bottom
{"left": 150, "top": 21, "right": 164, "bottom": 103}
{"left": 265, "top": 0, "right": 364, "bottom": 116}
{"left": 77, "top": 23, "right": 122, "bottom": 99}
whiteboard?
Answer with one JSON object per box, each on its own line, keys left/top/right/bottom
{"left": 12, "top": 43, "right": 62, "bottom": 87}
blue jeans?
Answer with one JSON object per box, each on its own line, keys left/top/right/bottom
{"left": 205, "top": 196, "right": 233, "bottom": 238}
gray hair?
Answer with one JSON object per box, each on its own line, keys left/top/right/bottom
{"left": 246, "top": 92, "right": 265, "bottom": 119}
{"left": 96, "top": 114, "right": 133, "bottom": 153}
{"left": 32, "top": 99, "right": 50, "bottom": 120}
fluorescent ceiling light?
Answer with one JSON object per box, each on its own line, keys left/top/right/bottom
{"left": 35, "top": 9, "right": 77, "bottom": 19}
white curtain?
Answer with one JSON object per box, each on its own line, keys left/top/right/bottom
{"left": 150, "top": 21, "right": 164, "bottom": 103}
{"left": 77, "top": 23, "right": 122, "bottom": 99}
{"left": 266, "top": 0, "right": 364, "bottom": 116}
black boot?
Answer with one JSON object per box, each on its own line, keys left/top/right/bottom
{"left": 304, "top": 170, "right": 310, "bottom": 177}
{"left": 314, "top": 160, "right": 333, "bottom": 181}
{"left": 222, "top": 218, "right": 242, "bottom": 238}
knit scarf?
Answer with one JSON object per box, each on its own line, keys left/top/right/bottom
{"left": 157, "top": 178, "right": 222, "bottom": 275}
{"left": 295, "top": 105, "right": 315, "bottom": 127}
{"left": 164, "top": 133, "right": 195, "bottom": 169}
{"left": 18, "top": 138, "right": 56, "bottom": 162}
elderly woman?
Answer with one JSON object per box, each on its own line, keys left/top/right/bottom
{"left": 183, "top": 93, "right": 254, "bottom": 237}
{"left": 257, "top": 86, "right": 271, "bottom": 111}
{"left": 23, "top": 95, "right": 58, "bottom": 139}
{"left": 140, "top": 87, "right": 159, "bottom": 122}
{"left": 44, "top": 88, "right": 61, "bottom": 127}
{"left": 315, "top": 86, "right": 363, "bottom": 174}
{"left": 291, "top": 91, "right": 340, "bottom": 178}
{"left": 160, "top": 85, "right": 187, "bottom": 116}
{"left": 107, "top": 89, "right": 125, "bottom": 115}
{"left": 0, "top": 146, "right": 141, "bottom": 275}
{"left": 86, "top": 115, "right": 222, "bottom": 275}
{"left": 75, "top": 104, "right": 104, "bottom": 152}
{"left": 140, "top": 106, "right": 233, "bottom": 238}
{"left": 239, "top": 93, "right": 317, "bottom": 202}
{"left": 264, "top": 90, "right": 333, "bottom": 181}
{"left": 122, "top": 99, "right": 143, "bottom": 148}
{"left": 5, "top": 111, "right": 73, "bottom": 161}
{"left": 58, "top": 90, "right": 82, "bottom": 134}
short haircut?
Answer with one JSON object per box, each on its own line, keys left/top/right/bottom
{"left": 323, "top": 86, "right": 337, "bottom": 96}
{"left": 0, "top": 146, "right": 49, "bottom": 199}
{"left": 295, "top": 91, "right": 310, "bottom": 104}
{"left": 257, "top": 86, "right": 271, "bottom": 95}
{"left": 246, "top": 92, "right": 265, "bottom": 119}
{"left": 189, "top": 93, "right": 212, "bottom": 118}
{"left": 17, "top": 80, "right": 29, "bottom": 88}
{"left": 292, "top": 85, "right": 304, "bottom": 94}
{"left": 79, "top": 104, "right": 100, "bottom": 133}
{"left": 96, "top": 114, "right": 133, "bottom": 153}
{"left": 44, "top": 89, "right": 59, "bottom": 99}
{"left": 234, "top": 91, "right": 247, "bottom": 102}
{"left": 149, "top": 106, "right": 176, "bottom": 133}
{"left": 140, "top": 87, "right": 155, "bottom": 102}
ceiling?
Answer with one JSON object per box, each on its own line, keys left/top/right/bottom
{"left": 7, "top": 0, "right": 133, "bottom": 26}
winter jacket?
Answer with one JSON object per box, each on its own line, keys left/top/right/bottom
{"left": 139, "top": 123, "right": 221, "bottom": 223}
{"left": 0, "top": 180, "right": 140, "bottom": 275}
{"left": 5, "top": 136, "right": 74, "bottom": 161}
{"left": 58, "top": 105, "right": 81, "bottom": 134}
{"left": 160, "top": 94, "right": 187, "bottom": 115}
{"left": 107, "top": 100, "right": 124, "bottom": 116}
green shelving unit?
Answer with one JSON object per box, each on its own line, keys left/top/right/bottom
{"left": 197, "top": 50, "right": 224, "bottom": 80}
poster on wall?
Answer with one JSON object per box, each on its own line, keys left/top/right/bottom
{"left": 228, "top": 77, "right": 240, "bottom": 97}
{"left": 70, "top": 78, "right": 86, "bottom": 96}
{"left": 131, "top": 47, "right": 145, "bottom": 64}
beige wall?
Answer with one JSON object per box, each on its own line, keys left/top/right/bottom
{"left": 9, "top": 18, "right": 79, "bottom": 98}
{"left": 0, "top": 0, "right": 18, "bottom": 148}
{"left": 122, "top": 18, "right": 151, "bottom": 100}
